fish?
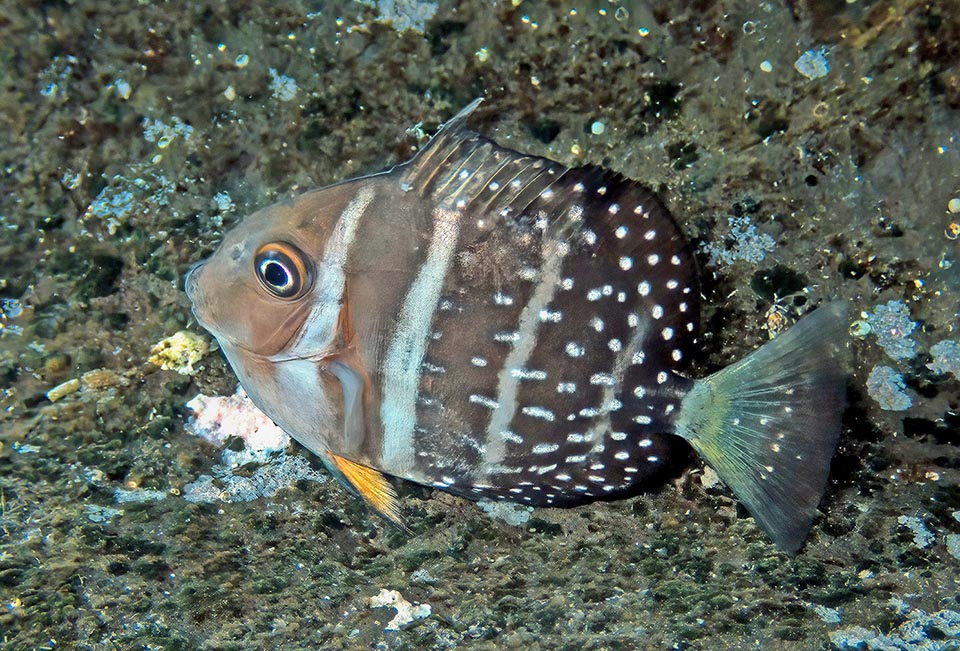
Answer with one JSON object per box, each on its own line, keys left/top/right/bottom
{"left": 185, "top": 99, "right": 850, "bottom": 552}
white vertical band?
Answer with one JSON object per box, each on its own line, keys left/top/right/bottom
{"left": 380, "top": 207, "right": 462, "bottom": 474}
{"left": 483, "top": 232, "right": 570, "bottom": 471}
{"left": 285, "top": 185, "right": 374, "bottom": 357}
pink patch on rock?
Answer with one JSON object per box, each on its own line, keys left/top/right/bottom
{"left": 185, "top": 387, "right": 289, "bottom": 452}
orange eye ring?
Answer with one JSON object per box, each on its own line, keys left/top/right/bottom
{"left": 253, "top": 242, "right": 311, "bottom": 299}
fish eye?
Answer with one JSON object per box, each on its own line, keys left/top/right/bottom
{"left": 253, "top": 242, "right": 311, "bottom": 299}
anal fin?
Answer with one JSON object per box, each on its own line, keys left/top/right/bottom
{"left": 327, "top": 452, "right": 408, "bottom": 531}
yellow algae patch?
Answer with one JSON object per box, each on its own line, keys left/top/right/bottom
{"left": 148, "top": 331, "right": 208, "bottom": 375}
{"left": 81, "top": 368, "right": 127, "bottom": 390}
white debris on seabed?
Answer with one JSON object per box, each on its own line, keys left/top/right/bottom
{"left": 864, "top": 301, "right": 917, "bottom": 360}
{"left": 142, "top": 116, "right": 193, "bottom": 149}
{"left": 897, "top": 515, "right": 935, "bottom": 549}
{"left": 268, "top": 68, "right": 298, "bottom": 101}
{"left": 829, "top": 599, "right": 960, "bottom": 651}
{"left": 84, "top": 504, "right": 123, "bottom": 524}
{"left": 114, "top": 488, "right": 168, "bottom": 504}
{"left": 478, "top": 499, "right": 533, "bottom": 526}
{"left": 185, "top": 386, "right": 289, "bottom": 452}
{"left": 794, "top": 47, "right": 830, "bottom": 80}
{"left": 927, "top": 339, "right": 960, "bottom": 379}
{"left": 356, "top": 0, "right": 438, "bottom": 34}
{"left": 181, "top": 453, "right": 327, "bottom": 503}
{"left": 368, "top": 589, "right": 432, "bottom": 631}
{"left": 181, "top": 387, "right": 330, "bottom": 503}
{"left": 866, "top": 365, "right": 912, "bottom": 411}
{"left": 148, "top": 331, "right": 209, "bottom": 375}
{"left": 946, "top": 534, "right": 960, "bottom": 561}
{"left": 702, "top": 215, "right": 777, "bottom": 266}
{"left": 212, "top": 191, "right": 235, "bottom": 214}
{"left": 810, "top": 603, "right": 842, "bottom": 625}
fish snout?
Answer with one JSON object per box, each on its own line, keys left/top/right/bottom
{"left": 183, "top": 260, "right": 205, "bottom": 301}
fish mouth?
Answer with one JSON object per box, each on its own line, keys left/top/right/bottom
{"left": 183, "top": 260, "right": 211, "bottom": 328}
{"left": 183, "top": 260, "right": 205, "bottom": 301}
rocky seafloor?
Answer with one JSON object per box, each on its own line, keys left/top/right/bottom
{"left": 1, "top": 1, "right": 958, "bottom": 649}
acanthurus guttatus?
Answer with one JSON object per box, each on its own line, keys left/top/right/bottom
{"left": 185, "top": 100, "right": 850, "bottom": 551}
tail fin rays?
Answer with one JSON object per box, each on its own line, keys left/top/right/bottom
{"left": 675, "top": 302, "right": 850, "bottom": 552}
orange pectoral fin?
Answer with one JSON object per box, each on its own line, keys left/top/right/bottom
{"left": 327, "top": 452, "right": 408, "bottom": 531}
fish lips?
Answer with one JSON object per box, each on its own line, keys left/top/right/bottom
{"left": 184, "top": 260, "right": 213, "bottom": 328}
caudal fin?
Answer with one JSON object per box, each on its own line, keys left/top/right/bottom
{"left": 675, "top": 302, "right": 851, "bottom": 552}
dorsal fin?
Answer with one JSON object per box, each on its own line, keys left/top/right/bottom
{"left": 398, "top": 98, "right": 567, "bottom": 218}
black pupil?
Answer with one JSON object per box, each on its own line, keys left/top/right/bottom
{"left": 263, "top": 260, "right": 289, "bottom": 288}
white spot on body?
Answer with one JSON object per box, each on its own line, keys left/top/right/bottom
{"left": 510, "top": 368, "right": 548, "bottom": 381}
{"left": 470, "top": 394, "right": 499, "bottom": 409}
{"left": 532, "top": 443, "right": 559, "bottom": 454}
{"left": 522, "top": 406, "right": 556, "bottom": 421}
{"left": 615, "top": 226, "right": 628, "bottom": 239}
{"left": 619, "top": 257, "right": 633, "bottom": 270}
{"left": 471, "top": 357, "right": 488, "bottom": 367}
{"left": 500, "top": 430, "right": 523, "bottom": 444}
{"left": 565, "top": 342, "right": 585, "bottom": 357}
{"left": 519, "top": 267, "right": 538, "bottom": 281}
{"left": 590, "top": 373, "right": 616, "bottom": 386}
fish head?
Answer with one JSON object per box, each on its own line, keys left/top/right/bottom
{"left": 184, "top": 183, "right": 382, "bottom": 460}
{"left": 185, "top": 187, "right": 358, "bottom": 360}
